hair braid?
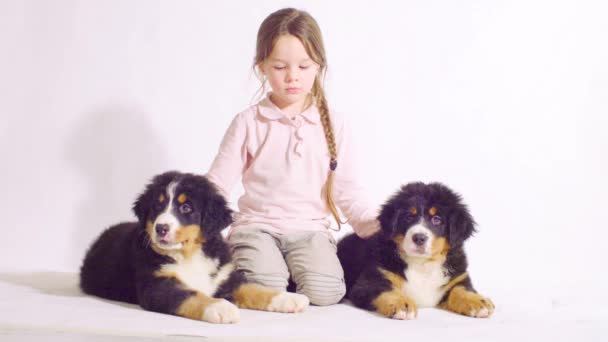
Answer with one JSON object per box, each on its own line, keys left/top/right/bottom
{"left": 313, "top": 79, "right": 345, "bottom": 230}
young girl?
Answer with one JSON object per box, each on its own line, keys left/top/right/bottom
{"left": 206, "top": 8, "right": 379, "bottom": 306}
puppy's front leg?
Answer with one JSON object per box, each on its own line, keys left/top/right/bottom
{"left": 139, "top": 276, "right": 240, "bottom": 324}
{"left": 232, "top": 283, "right": 309, "bottom": 313}
{"left": 438, "top": 285, "right": 495, "bottom": 318}
{"left": 350, "top": 267, "right": 418, "bottom": 320}
{"left": 178, "top": 293, "right": 240, "bottom": 323}
{"left": 373, "top": 289, "right": 418, "bottom": 320}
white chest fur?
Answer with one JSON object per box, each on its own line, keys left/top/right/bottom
{"left": 160, "top": 250, "right": 234, "bottom": 296}
{"left": 402, "top": 258, "right": 449, "bottom": 308}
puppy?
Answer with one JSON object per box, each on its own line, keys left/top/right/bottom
{"left": 337, "top": 182, "right": 494, "bottom": 319}
{"left": 80, "top": 171, "right": 308, "bottom": 323}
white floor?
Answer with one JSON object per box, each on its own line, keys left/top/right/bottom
{"left": 0, "top": 272, "right": 605, "bottom": 341}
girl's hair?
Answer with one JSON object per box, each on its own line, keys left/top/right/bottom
{"left": 254, "top": 8, "right": 345, "bottom": 230}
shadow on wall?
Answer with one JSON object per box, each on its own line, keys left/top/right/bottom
{"left": 65, "top": 106, "right": 167, "bottom": 270}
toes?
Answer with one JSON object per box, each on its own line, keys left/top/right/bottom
{"left": 468, "top": 298, "right": 494, "bottom": 318}
{"left": 268, "top": 292, "right": 310, "bottom": 313}
{"left": 391, "top": 302, "right": 417, "bottom": 320}
{"left": 392, "top": 308, "right": 416, "bottom": 320}
{"left": 473, "top": 307, "right": 490, "bottom": 318}
{"left": 202, "top": 299, "right": 240, "bottom": 324}
{"left": 392, "top": 310, "right": 407, "bottom": 320}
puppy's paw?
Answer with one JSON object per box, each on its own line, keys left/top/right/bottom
{"left": 267, "top": 292, "right": 310, "bottom": 313}
{"left": 468, "top": 295, "right": 495, "bottom": 318}
{"left": 442, "top": 287, "right": 495, "bottom": 318}
{"left": 202, "top": 299, "right": 240, "bottom": 324}
{"left": 374, "top": 292, "right": 418, "bottom": 320}
{"left": 392, "top": 307, "right": 417, "bottom": 320}
{"left": 390, "top": 297, "right": 417, "bottom": 320}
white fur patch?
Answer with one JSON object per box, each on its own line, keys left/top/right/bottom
{"left": 159, "top": 249, "right": 234, "bottom": 296}
{"left": 267, "top": 292, "right": 309, "bottom": 313}
{"left": 472, "top": 307, "right": 490, "bottom": 318}
{"left": 393, "top": 309, "right": 416, "bottom": 320}
{"left": 152, "top": 182, "right": 180, "bottom": 247}
{"left": 403, "top": 258, "right": 449, "bottom": 308}
{"left": 403, "top": 223, "right": 433, "bottom": 257}
{"left": 202, "top": 299, "right": 240, "bottom": 324}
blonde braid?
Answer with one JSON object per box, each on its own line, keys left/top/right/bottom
{"left": 313, "top": 79, "right": 345, "bottom": 230}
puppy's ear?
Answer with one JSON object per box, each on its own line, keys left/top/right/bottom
{"left": 378, "top": 203, "right": 404, "bottom": 236}
{"left": 448, "top": 205, "right": 476, "bottom": 247}
{"left": 200, "top": 179, "right": 233, "bottom": 236}
{"left": 390, "top": 208, "right": 405, "bottom": 235}
{"left": 133, "top": 183, "right": 153, "bottom": 224}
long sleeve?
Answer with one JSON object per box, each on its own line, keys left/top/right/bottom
{"left": 332, "top": 117, "right": 380, "bottom": 238}
{"left": 205, "top": 113, "right": 248, "bottom": 200}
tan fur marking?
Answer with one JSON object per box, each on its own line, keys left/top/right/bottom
{"left": 373, "top": 290, "right": 417, "bottom": 318}
{"left": 146, "top": 222, "right": 203, "bottom": 258}
{"left": 439, "top": 286, "right": 495, "bottom": 318}
{"left": 392, "top": 234, "right": 409, "bottom": 260}
{"left": 431, "top": 237, "right": 449, "bottom": 257}
{"left": 442, "top": 272, "right": 469, "bottom": 293}
{"left": 178, "top": 193, "right": 187, "bottom": 204}
{"left": 378, "top": 268, "right": 405, "bottom": 289}
{"left": 232, "top": 283, "right": 279, "bottom": 310}
{"left": 175, "top": 224, "right": 204, "bottom": 258}
{"left": 429, "top": 207, "right": 437, "bottom": 216}
{"left": 409, "top": 207, "right": 418, "bottom": 215}
{"left": 176, "top": 293, "right": 221, "bottom": 320}
{"left": 373, "top": 268, "right": 417, "bottom": 318}
{"left": 146, "top": 221, "right": 154, "bottom": 235}
{"left": 154, "top": 268, "right": 177, "bottom": 279}
{"left": 159, "top": 194, "right": 165, "bottom": 202}
{"left": 393, "top": 234, "right": 405, "bottom": 246}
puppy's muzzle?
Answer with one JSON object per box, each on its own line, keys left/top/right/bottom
{"left": 412, "top": 233, "right": 428, "bottom": 246}
{"left": 155, "top": 224, "right": 170, "bottom": 238}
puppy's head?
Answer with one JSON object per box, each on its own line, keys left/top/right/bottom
{"left": 378, "top": 182, "right": 475, "bottom": 259}
{"left": 132, "top": 171, "right": 232, "bottom": 255}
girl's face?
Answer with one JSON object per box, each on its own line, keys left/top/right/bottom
{"left": 259, "top": 35, "right": 320, "bottom": 110}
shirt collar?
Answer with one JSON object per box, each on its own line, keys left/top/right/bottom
{"left": 258, "top": 94, "right": 320, "bottom": 124}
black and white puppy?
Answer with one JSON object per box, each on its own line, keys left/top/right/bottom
{"left": 80, "top": 171, "right": 308, "bottom": 324}
{"left": 337, "top": 182, "right": 494, "bottom": 319}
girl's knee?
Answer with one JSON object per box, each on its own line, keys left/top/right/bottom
{"left": 242, "top": 273, "right": 288, "bottom": 292}
{"left": 296, "top": 274, "right": 346, "bottom": 306}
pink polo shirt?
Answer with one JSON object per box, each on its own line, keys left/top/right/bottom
{"left": 206, "top": 95, "right": 380, "bottom": 238}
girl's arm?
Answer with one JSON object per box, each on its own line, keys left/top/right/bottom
{"left": 332, "top": 116, "right": 380, "bottom": 238}
{"left": 206, "top": 113, "right": 248, "bottom": 200}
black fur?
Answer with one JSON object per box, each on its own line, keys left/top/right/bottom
{"left": 337, "top": 182, "right": 479, "bottom": 313}
{"left": 79, "top": 171, "right": 246, "bottom": 316}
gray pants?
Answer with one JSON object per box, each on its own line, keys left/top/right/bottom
{"left": 228, "top": 229, "right": 346, "bottom": 306}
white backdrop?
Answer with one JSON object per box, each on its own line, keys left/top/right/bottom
{"left": 1, "top": 0, "right": 607, "bottom": 306}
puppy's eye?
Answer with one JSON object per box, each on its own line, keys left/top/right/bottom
{"left": 431, "top": 215, "right": 442, "bottom": 225}
{"left": 179, "top": 203, "right": 192, "bottom": 214}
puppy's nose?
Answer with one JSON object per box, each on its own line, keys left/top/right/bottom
{"left": 155, "top": 224, "right": 169, "bottom": 237}
{"left": 412, "top": 233, "right": 428, "bottom": 246}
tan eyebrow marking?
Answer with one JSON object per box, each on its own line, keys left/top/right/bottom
{"left": 429, "top": 207, "right": 437, "bottom": 216}
{"left": 409, "top": 207, "right": 417, "bottom": 215}
{"left": 178, "top": 194, "right": 187, "bottom": 204}
{"left": 159, "top": 194, "right": 165, "bottom": 202}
